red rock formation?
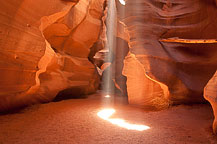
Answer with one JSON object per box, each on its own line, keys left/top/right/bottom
{"left": 123, "top": 52, "right": 170, "bottom": 109}
{"left": 1, "top": 0, "right": 217, "bottom": 134}
{"left": 205, "top": 71, "right": 217, "bottom": 134}
{"left": 116, "top": 0, "right": 217, "bottom": 108}
{"left": 0, "top": 0, "right": 105, "bottom": 111}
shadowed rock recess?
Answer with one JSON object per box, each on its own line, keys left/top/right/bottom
{"left": 1, "top": 0, "right": 217, "bottom": 133}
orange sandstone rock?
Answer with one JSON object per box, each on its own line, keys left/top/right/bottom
{"left": 204, "top": 71, "right": 217, "bottom": 134}
{"left": 0, "top": 0, "right": 105, "bottom": 111}
{"left": 117, "top": 0, "right": 217, "bottom": 108}
{"left": 123, "top": 52, "right": 169, "bottom": 109}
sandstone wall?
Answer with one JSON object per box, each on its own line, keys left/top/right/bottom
{"left": 0, "top": 0, "right": 105, "bottom": 111}
{"left": 116, "top": 0, "right": 217, "bottom": 108}
{"left": 205, "top": 71, "right": 217, "bottom": 134}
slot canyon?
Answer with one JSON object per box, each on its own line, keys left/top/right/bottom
{"left": 0, "top": 0, "right": 217, "bottom": 143}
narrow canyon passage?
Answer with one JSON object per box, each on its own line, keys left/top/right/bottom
{"left": 1, "top": 0, "right": 217, "bottom": 143}
{"left": 0, "top": 92, "right": 216, "bottom": 144}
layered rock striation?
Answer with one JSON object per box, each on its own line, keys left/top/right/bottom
{"left": 116, "top": 0, "right": 217, "bottom": 108}
{"left": 0, "top": 0, "right": 105, "bottom": 111}
{"left": 1, "top": 0, "right": 217, "bottom": 134}
{"left": 205, "top": 71, "right": 217, "bottom": 134}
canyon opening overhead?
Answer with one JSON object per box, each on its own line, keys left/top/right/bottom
{"left": 0, "top": 0, "right": 217, "bottom": 143}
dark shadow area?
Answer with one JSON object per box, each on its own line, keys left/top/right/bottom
{"left": 0, "top": 106, "right": 28, "bottom": 115}
{"left": 53, "top": 86, "right": 88, "bottom": 102}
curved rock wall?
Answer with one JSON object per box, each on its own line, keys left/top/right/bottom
{"left": 116, "top": 0, "right": 217, "bottom": 108}
{"left": 0, "top": 0, "right": 105, "bottom": 111}
{"left": 1, "top": 1, "right": 217, "bottom": 134}
{"left": 205, "top": 71, "right": 217, "bottom": 134}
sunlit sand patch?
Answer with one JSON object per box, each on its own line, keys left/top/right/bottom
{"left": 97, "top": 109, "right": 150, "bottom": 131}
{"left": 119, "top": 0, "right": 126, "bottom": 5}
{"left": 104, "top": 95, "right": 111, "bottom": 98}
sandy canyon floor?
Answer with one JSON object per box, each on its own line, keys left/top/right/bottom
{"left": 0, "top": 92, "right": 217, "bottom": 144}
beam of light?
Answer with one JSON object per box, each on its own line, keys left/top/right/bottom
{"left": 119, "top": 0, "right": 126, "bottom": 5}
{"left": 97, "top": 109, "right": 150, "bottom": 131}
{"left": 101, "top": 0, "right": 116, "bottom": 98}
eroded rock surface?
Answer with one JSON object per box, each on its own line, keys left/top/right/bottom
{"left": 1, "top": 0, "right": 217, "bottom": 134}
{"left": 0, "top": 0, "right": 105, "bottom": 111}
{"left": 116, "top": 0, "right": 217, "bottom": 108}
{"left": 205, "top": 71, "right": 217, "bottom": 134}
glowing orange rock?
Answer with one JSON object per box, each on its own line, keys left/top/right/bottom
{"left": 117, "top": 0, "right": 217, "bottom": 108}
{"left": 123, "top": 53, "right": 170, "bottom": 109}
{"left": 204, "top": 71, "right": 217, "bottom": 134}
{"left": 0, "top": 0, "right": 105, "bottom": 111}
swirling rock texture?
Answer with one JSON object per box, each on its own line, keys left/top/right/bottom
{"left": 116, "top": 0, "right": 217, "bottom": 109}
{"left": 0, "top": 0, "right": 105, "bottom": 111}
{"left": 205, "top": 71, "right": 217, "bottom": 134}
{"left": 1, "top": 0, "right": 217, "bottom": 134}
